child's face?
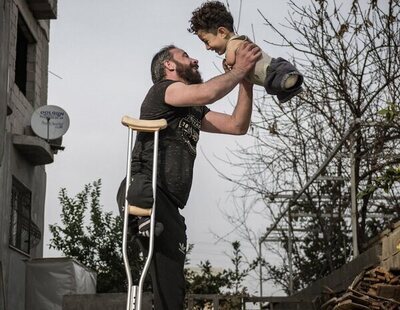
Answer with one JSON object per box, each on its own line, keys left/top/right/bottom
{"left": 197, "top": 29, "right": 229, "bottom": 56}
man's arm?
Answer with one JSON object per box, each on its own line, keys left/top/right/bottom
{"left": 200, "top": 79, "right": 253, "bottom": 135}
{"left": 165, "top": 42, "right": 260, "bottom": 107}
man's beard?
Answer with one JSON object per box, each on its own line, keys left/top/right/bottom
{"left": 174, "top": 61, "right": 203, "bottom": 84}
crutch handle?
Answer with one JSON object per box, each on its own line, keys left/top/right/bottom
{"left": 121, "top": 116, "right": 167, "bottom": 132}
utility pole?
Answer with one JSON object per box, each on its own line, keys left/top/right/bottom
{"left": 288, "top": 207, "right": 294, "bottom": 295}
{"left": 350, "top": 132, "right": 359, "bottom": 257}
{"left": 258, "top": 240, "right": 263, "bottom": 310}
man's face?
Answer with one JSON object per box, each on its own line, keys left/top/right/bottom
{"left": 170, "top": 48, "right": 203, "bottom": 84}
{"left": 174, "top": 60, "right": 203, "bottom": 84}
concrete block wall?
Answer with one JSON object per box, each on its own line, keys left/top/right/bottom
{"left": 380, "top": 222, "right": 400, "bottom": 271}
{"left": 0, "top": 1, "right": 55, "bottom": 310}
{"left": 291, "top": 243, "right": 382, "bottom": 299}
{"left": 8, "top": 0, "right": 50, "bottom": 135}
{"left": 63, "top": 293, "right": 153, "bottom": 310}
{"left": 271, "top": 222, "right": 400, "bottom": 310}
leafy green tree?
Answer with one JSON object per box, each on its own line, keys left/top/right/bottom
{"left": 185, "top": 241, "right": 253, "bottom": 309}
{"left": 49, "top": 180, "right": 254, "bottom": 300}
{"left": 222, "top": 241, "right": 256, "bottom": 309}
{"left": 187, "top": 260, "right": 229, "bottom": 295}
{"left": 49, "top": 179, "right": 143, "bottom": 293}
{"left": 225, "top": 241, "right": 251, "bottom": 294}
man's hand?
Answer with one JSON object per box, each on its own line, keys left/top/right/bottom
{"left": 232, "top": 41, "right": 261, "bottom": 75}
{"left": 222, "top": 59, "right": 231, "bottom": 73}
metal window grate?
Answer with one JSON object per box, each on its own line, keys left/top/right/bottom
{"left": 9, "top": 177, "right": 32, "bottom": 254}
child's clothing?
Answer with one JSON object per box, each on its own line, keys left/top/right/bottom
{"left": 227, "top": 35, "right": 304, "bottom": 103}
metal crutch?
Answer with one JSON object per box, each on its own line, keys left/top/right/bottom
{"left": 121, "top": 116, "right": 167, "bottom": 310}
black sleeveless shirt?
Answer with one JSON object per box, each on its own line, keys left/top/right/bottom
{"left": 131, "top": 80, "right": 209, "bottom": 208}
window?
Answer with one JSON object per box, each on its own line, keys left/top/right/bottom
{"left": 14, "top": 13, "right": 35, "bottom": 100}
{"left": 9, "top": 177, "right": 32, "bottom": 254}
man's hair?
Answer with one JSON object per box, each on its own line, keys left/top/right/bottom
{"left": 188, "top": 1, "right": 234, "bottom": 34}
{"left": 151, "top": 45, "right": 176, "bottom": 84}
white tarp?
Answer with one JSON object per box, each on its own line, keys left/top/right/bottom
{"left": 25, "top": 257, "right": 97, "bottom": 310}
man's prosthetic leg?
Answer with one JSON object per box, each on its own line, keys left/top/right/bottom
{"left": 121, "top": 116, "right": 167, "bottom": 310}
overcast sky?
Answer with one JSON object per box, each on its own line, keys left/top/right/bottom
{"left": 43, "top": 0, "right": 303, "bottom": 295}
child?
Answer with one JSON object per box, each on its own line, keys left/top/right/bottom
{"left": 188, "top": 1, "right": 304, "bottom": 103}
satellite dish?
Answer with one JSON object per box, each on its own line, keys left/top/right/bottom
{"left": 31, "top": 105, "right": 70, "bottom": 140}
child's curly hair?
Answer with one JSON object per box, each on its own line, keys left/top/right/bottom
{"left": 188, "top": 1, "right": 234, "bottom": 34}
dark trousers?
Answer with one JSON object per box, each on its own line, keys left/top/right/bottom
{"left": 117, "top": 179, "right": 187, "bottom": 309}
{"left": 138, "top": 188, "right": 187, "bottom": 310}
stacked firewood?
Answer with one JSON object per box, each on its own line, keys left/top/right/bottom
{"left": 320, "top": 266, "right": 400, "bottom": 310}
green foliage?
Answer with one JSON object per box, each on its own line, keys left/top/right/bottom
{"left": 187, "top": 260, "right": 230, "bottom": 295}
{"left": 185, "top": 241, "right": 252, "bottom": 309}
{"left": 224, "top": 241, "right": 250, "bottom": 294}
{"left": 378, "top": 103, "right": 399, "bottom": 122}
{"left": 358, "top": 104, "right": 400, "bottom": 198}
{"left": 358, "top": 166, "right": 400, "bottom": 198}
{"left": 49, "top": 179, "right": 143, "bottom": 293}
{"left": 297, "top": 218, "right": 351, "bottom": 288}
{"left": 49, "top": 181, "right": 252, "bottom": 299}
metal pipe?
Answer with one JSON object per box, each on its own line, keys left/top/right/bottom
{"left": 259, "top": 240, "right": 263, "bottom": 310}
{"left": 137, "top": 130, "right": 160, "bottom": 309}
{"left": 123, "top": 129, "right": 134, "bottom": 310}
{"left": 259, "top": 119, "right": 360, "bottom": 244}
{"left": 288, "top": 208, "right": 293, "bottom": 295}
{"left": 350, "top": 133, "right": 359, "bottom": 257}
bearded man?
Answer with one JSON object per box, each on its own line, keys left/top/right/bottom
{"left": 117, "top": 42, "right": 260, "bottom": 309}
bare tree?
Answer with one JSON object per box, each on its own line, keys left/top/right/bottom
{"left": 218, "top": 0, "right": 400, "bottom": 293}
